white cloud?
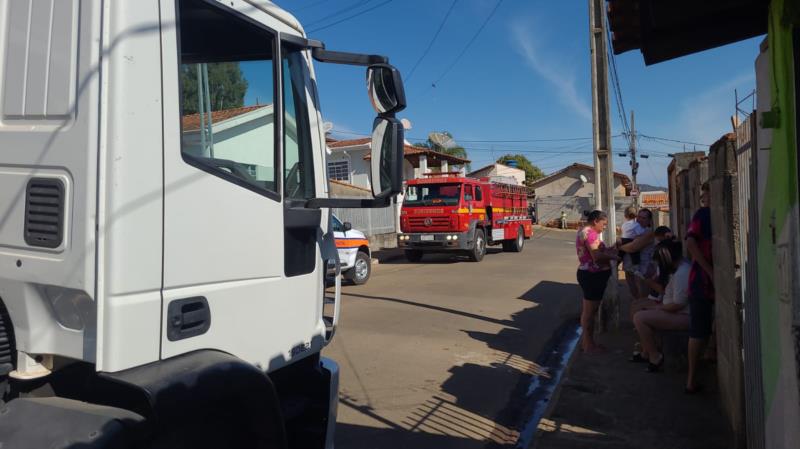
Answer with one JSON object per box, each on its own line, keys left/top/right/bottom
{"left": 511, "top": 22, "right": 592, "bottom": 121}
{"left": 675, "top": 72, "right": 756, "bottom": 146}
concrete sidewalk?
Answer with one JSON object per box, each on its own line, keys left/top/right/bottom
{"left": 534, "top": 297, "right": 730, "bottom": 449}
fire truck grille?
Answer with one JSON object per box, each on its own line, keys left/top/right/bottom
{"left": 409, "top": 217, "right": 451, "bottom": 230}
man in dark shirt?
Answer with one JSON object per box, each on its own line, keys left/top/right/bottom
{"left": 685, "top": 183, "right": 714, "bottom": 394}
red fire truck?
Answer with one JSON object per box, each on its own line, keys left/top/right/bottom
{"left": 398, "top": 174, "right": 533, "bottom": 262}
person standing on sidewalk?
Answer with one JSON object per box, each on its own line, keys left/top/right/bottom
{"left": 685, "top": 183, "right": 714, "bottom": 394}
{"left": 576, "top": 210, "right": 618, "bottom": 353}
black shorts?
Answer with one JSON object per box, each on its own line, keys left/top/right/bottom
{"left": 689, "top": 296, "right": 714, "bottom": 339}
{"left": 577, "top": 269, "right": 611, "bottom": 301}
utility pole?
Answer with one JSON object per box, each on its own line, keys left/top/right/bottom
{"left": 589, "top": 0, "right": 618, "bottom": 330}
{"left": 588, "top": 0, "right": 616, "bottom": 244}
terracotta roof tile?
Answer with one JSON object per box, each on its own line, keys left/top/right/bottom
{"left": 328, "top": 138, "right": 371, "bottom": 148}
{"left": 182, "top": 105, "right": 269, "bottom": 132}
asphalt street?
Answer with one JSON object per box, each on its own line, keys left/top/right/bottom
{"left": 324, "top": 227, "right": 582, "bottom": 449}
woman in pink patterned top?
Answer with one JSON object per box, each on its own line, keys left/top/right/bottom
{"left": 576, "top": 210, "right": 617, "bottom": 353}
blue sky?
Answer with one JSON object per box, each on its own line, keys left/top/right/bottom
{"left": 274, "top": 0, "right": 762, "bottom": 187}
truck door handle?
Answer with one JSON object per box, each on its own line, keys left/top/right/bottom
{"left": 167, "top": 297, "right": 211, "bottom": 341}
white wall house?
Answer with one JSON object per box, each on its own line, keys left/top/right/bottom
{"left": 468, "top": 163, "right": 526, "bottom": 186}
{"left": 326, "top": 138, "right": 470, "bottom": 191}
{"left": 182, "top": 104, "right": 302, "bottom": 182}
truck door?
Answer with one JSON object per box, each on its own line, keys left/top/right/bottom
{"left": 159, "top": 0, "right": 324, "bottom": 371}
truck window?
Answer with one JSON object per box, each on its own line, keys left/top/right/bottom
{"left": 464, "top": 185, "right": 473, "bottom": 202}
{"left": 331, "top": 215, "right": 344, "bottom": 232}
{"left": 475, "top": 186, "right": 483, "bottom": 201}
{"left": 283, "top": 46, "right": 316, "bottom": 200}
{"left": 404, "top": 184, "right": 462, "bottom": 206}
{"left": 178, "top": 0, "right": 278, "bottom": 198}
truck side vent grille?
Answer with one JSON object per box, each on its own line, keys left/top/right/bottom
{"left": 24, "top": 178, "right": 65, "bottom": 248}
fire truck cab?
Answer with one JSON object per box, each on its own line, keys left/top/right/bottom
{"left": 398, "top": 174, "right": 533, "bottom": 262}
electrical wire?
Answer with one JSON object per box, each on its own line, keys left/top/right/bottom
{"left": 638, "top": 134, "right": 710, "bottom": 147}
{"left": 605, "top": 22, "right": 631, "bottom": 148}
{"left": 406, "top": 0, "right": 459, "bottom": 83}
{"left": 331, "top": 128, "right": 622, "bottom": 143}
{"left": 307, "top": 0, "right": 395, "bottom": 33}
{"left": 306, "top": 0, "right": 372, "bottom": 27}
{"left": 429, "top": 0, "right": 504, "bottom": 88}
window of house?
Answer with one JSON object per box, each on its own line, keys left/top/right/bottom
{"left": 327, "top": 160, "right": 350, "bottom": 182}
{"left": 178, "top": 0, "right": 278, "bottom": 199}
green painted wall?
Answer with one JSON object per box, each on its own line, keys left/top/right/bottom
{"left": 758, "top": 0, "right": 799, "bottom": 417}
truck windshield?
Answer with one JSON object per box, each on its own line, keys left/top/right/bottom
{"left": 404, "top": 184, "right": 462, "bottom": 206}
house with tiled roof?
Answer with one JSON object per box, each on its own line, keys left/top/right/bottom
{"left": 326, "top": 137, "right": 470, "bottom": 191}
{"left": 182, "top": 104, "right": 278, "bottom": 180}
{"left": 529, "top": 162, "right": 632, "bottom": 197}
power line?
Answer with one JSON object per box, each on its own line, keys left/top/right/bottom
{"left": 406, "top": 0, "right": 459, "bottom": 83}
{"left": 638, "top": 134, "right": 710, "bottom": 147}
{"left": 605, "top": 23, "right": 631, "bottom": 147}
{"left": 306, "top": 0, "right": 372, "bottom": 27}
{"left": 330, "top": 128, "right": 622, "bottom": 143}
{"left": 307, "top": 0, "right": 394, "bottom": 33}
{"left": 429, "top": 0, "right": 505, "bottom": 88}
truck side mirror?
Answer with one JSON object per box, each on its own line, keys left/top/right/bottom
{"left": 367, "top": 64, "right": 406, "bottom": 115}
{"left": 343, "top": 222, "right": 353, "bottom": 232}
{"left": 370, "top": 117, "right": 404, "bottom": 198}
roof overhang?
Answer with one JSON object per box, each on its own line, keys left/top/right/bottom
{"left": 608, "top": 0, "right": 768, "bottom": 65}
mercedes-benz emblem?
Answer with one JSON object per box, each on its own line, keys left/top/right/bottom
{"left": 424, "top": 218, "right": 433, "bottom": 226}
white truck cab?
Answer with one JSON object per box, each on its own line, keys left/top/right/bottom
{"left": 332, "top": 214, "right": 371, "bottom": 285}
{"left": 0, "top": 1, "right": 406, "bottom": 447}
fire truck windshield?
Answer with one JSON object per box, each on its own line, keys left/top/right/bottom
{"left": 404, "top": 184, "right": 462, "bottom": 206}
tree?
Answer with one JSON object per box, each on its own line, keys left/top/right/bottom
{"left": 496, "top": 154, "right": 545, "bottom": 186}
{"left": 181, "top": 62, "right": 249, "bottom": 115}
{"left": 415, "top": 131, "right": 470, "bottom": 170}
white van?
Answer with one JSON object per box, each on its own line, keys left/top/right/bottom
{"left": 333, "top": 214, "right": 371, "bottom": 285}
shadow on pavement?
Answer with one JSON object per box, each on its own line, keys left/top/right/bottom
{"left": 342, "top": 292, "right": 514, "bottom": 327}
{"left": 338, "top": 280, "right": 581, "bottom": 448}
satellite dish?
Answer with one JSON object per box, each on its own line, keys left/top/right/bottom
{"left": 579, "top": 174, "right": 588, "bottom": 184}
{"left": 429, "top": 132, "right": 457, "bottom": 149}
{"left": 323, "top": 122, "right": 334, "bottom": 133}
{"left": 400, "top": 118, "right": 413, "bottom": 130}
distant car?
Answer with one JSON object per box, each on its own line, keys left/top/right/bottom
{"left": 332, "top": 214, "right": 371, "bottom": 285}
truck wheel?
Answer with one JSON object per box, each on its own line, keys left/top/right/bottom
{"left": 504, "top": 226, "right": 525, "bottom": 253}
{"left": 405, "top": 250, "right": 423, "bottom": 263}
{"left": 469, "top": 229, "right": 486, "bottom": 262}
{"left": 345, "top": 251, "right": 371, "bottom": 285}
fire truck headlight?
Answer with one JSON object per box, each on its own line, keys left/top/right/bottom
{"left": 452, "top": 235, "right": 458, "bottom": 240}
{"left": 446, "top": 235, "right": 452, "bottom": 241}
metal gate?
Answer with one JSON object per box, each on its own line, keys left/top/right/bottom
{"left": 737, "top": 114, "right": 765, "bottom": 449}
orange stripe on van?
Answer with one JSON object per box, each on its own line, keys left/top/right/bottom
{"left": 335, "top": 238, "right": 369, "bottom": 248}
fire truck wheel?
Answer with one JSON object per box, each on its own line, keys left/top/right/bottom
{"left": 504, "top": 226, "right": 525, "bottom": 253}
{"left": 345, "top": 251, "right": 371, "bottom": 285}
{"left": 405, "top": 250, "right": 424, "bottom": 263}
{"left": 469, "top": 229, "right": 486, "bottom": 262}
